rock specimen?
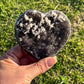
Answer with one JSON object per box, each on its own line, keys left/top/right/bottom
{"left": 15, "top": 10, "right": 71, "bottom": 59}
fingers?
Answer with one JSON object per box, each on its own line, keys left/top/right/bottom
{"left": 23, "top": 56, "right": 57, "bottom": 81}
{"left": 19, "top": 55, "right": 38, "bottom": 65}
{"left": 6, "top": 45, "right": 24, "bottom": 58}
{"left": 6, "top": 45, "right": 33, "bottom": 59}
{"left": 5, "top": 45, "right": 38, "bottom": 65}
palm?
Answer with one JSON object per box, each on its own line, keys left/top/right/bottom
{"left": 5, "top": 45, "right": 38, "bottom": 65}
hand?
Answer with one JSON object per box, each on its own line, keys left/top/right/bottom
{"left": 0, "top": 45, "right": 57, "bottom": 84}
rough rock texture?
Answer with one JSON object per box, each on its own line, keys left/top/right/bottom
{"left": 15, "top": 10, "right": 71, "bottom": 60}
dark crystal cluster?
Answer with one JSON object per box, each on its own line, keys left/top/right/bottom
{"left": 15, "top": 10, "right": 71, "bottom": 59}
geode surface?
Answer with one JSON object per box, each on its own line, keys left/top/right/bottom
{"left": 15, "top": 10, "right": 71, "bottom": 60}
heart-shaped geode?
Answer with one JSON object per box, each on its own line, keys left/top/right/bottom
{"left": 15, "top": 10, "right": 71, "bottom": 60}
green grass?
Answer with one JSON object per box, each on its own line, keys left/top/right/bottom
{"left": 0, "top": 0, "right": 84, "bottom": 84}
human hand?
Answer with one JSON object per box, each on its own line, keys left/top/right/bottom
{"left": 0, "top": 45, "right": 57, "bottom": 84}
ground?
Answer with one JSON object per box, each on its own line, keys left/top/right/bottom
{"left": 0, "top": 0, "right": 84, "bottom": 84}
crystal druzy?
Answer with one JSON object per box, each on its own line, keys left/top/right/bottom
{"left": 15, "top": 10, "right": 71, "bottom": 59}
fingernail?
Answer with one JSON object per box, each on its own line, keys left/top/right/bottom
{"left": 47, "top": 57, "right": 57, "bottom": 67}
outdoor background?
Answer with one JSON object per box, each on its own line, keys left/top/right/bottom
{"left": 0, "top": 0, "right": 84, "bottom": 84}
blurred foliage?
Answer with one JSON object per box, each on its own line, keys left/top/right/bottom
{"left": 0, "top": 0, "right": 84, "bottom": 84}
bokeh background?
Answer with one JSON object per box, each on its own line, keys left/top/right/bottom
{"left": 0, "top": 0, "right": 84, "bottom": 84}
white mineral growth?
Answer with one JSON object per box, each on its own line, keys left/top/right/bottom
{"left": 45, "top": 17, "right": 54, "bottom": 28}
{"left": 20, "top": 23, "right": 23, "bottom": 27}
{"left": 32, "top": 29, "right": 40, "bottom": 36}
{"left": 37, "top": 35, "right": 40, "bottom": 39}
{"left": 41, "top": 13, "right": 45, "bottom": 18}
{"left": 32, "top": 26, "right": 46, "bottom": 37}
{"left": 29, "top": 23, "right": 33, "bottom": 28}
{"left": 32, "top": 24, "right": 38, "bottom": 31}
{"left": 24, "top": 14, "right": 29, "bottom": 20}
{"left": 19, "top": 38, "right": 22, "bottom": 41}
{"left": 40, "top": 27, "right": 46, "bottom": 32}
{"left": 32, "top": 25, "right": 38, "bottom": 36}
{"left": 58, "top": 15, "right": 66, "bottom": 22}
{"left": 16, "top": 18, "right": 23, "bottom": 25}
{"left": 45, "top": 17, "right": 51, "bottom": 25}
{"left": 50, "top": 23, "right": 54, "bottom": 28}
{"left": 29, "top": 18, "right": 33, "bottom": 22}
{"left": 25, "top": 23, "right": 28, "bottom": 26}
{"left": 39, "top": 19, "right": 44, "bottom": 26}
{"left": 39, "top": 16, "right": 45, "bottom": 26}
{"left": 51, "top": 11, "right": 58, "bottom": 19}
{"left": 24, "top": 25, "right": 32, "bottom": 34}
{"left": 58, "top": 37, "right": 61, "bottom": 40}
{"left": 24, "top": 29, "right": 30, "bottom": 34}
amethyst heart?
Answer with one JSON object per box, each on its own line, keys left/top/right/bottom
{"left": 15, "top": 10, "right": 71, "bottom": 59}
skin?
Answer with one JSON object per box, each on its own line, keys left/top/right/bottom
{"left": 0, "top": 45, "right": 57, "bottom": 84}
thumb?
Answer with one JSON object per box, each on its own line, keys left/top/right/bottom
{"left": 24, "top": 56, "right": 57, "bottom": 81}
